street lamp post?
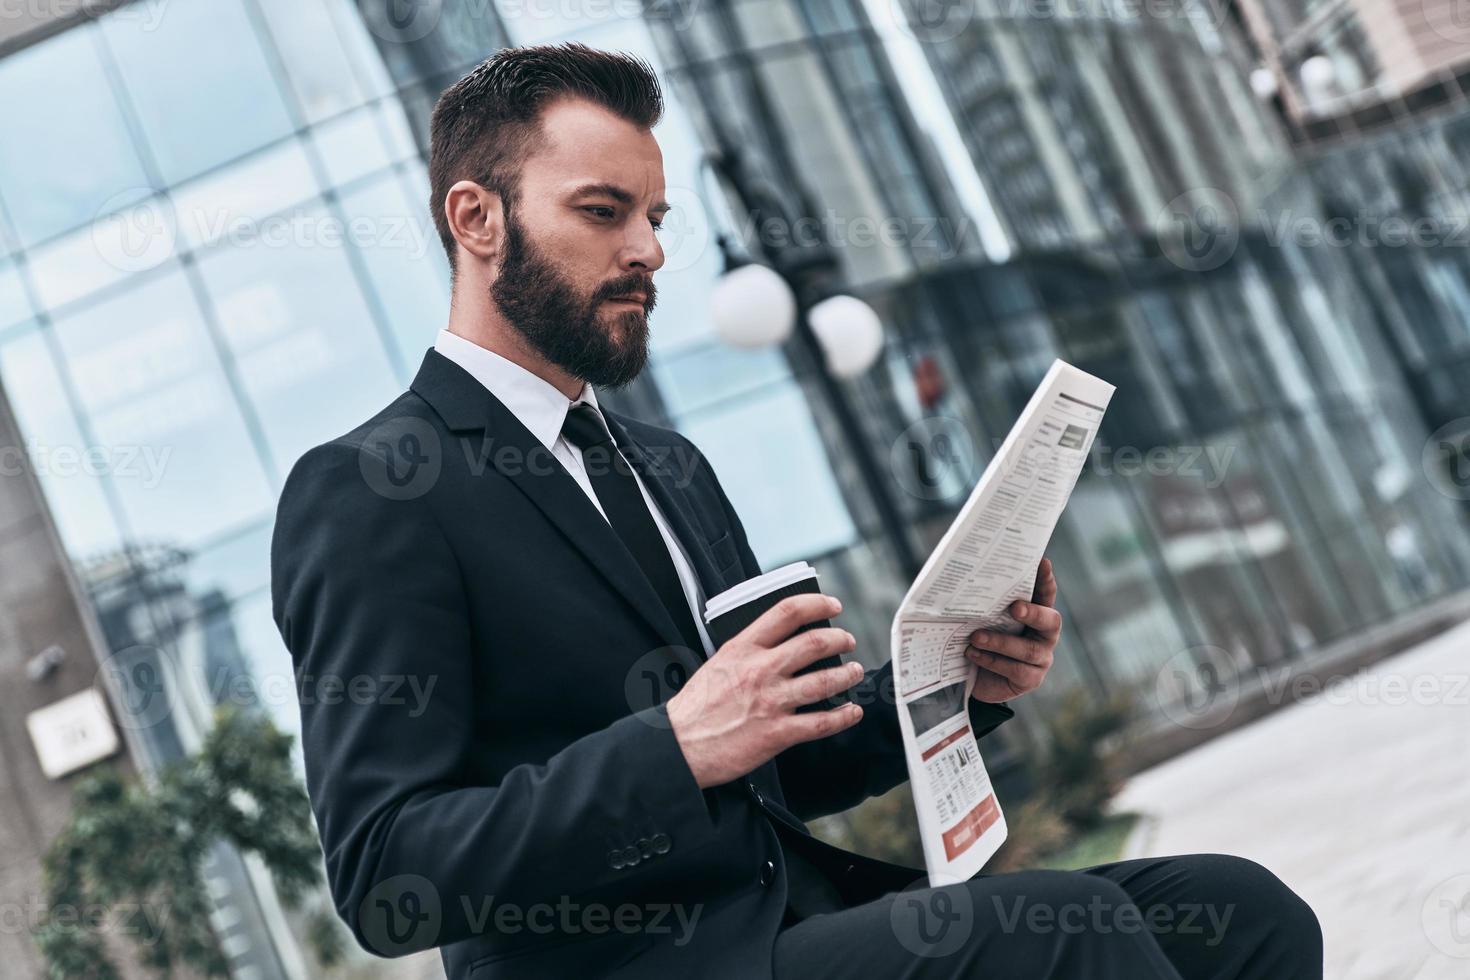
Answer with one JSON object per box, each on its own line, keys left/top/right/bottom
{"left": 702, "top": 151, "right": 923, "bottom": 580}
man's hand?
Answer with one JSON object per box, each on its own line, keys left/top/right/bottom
{"left": 667, "top": 594, "right": 865, "bottom": 789}
{"left": 965, "top": 557, "right": 1061, "bottom": 703}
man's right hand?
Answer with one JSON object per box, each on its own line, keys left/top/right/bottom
{"left": 666, "top": 593, "right": 866, "bottom": 789}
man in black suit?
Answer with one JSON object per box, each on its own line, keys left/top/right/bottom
{"left": 271, "top": 42, "right": 1322, "bottom": 980}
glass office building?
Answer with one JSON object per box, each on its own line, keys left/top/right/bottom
{"left": 3, "top": 0, "right": 1470, "bottom": 974}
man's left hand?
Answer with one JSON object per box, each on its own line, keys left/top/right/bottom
{"left": 965, "top": 558, "right": 1061, "bottom": 703}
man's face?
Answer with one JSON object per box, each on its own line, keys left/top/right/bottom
{"left": 490, "top": 97, "right": 668, "bottom": 389}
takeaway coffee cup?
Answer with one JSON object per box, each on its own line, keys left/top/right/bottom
{"left": 702, "top": 561, "right": 849, "bottom": 708}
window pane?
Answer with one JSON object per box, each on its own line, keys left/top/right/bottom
{"left": 50, "top": 273, "right": 275, "bottom": 546}
{"left": 0, "top": 327, "right": 126, "bottom": 560}
{"left": 194, "top": 211, "right": 403, "bottom": 475}
{"left": 101, "top": 0, "right": 295, "bottom": 185}
{"left": 0, "top": 25, "right": 152, "bottom": 246}
{"left": 0, "top": 261, "right": 32, "bottom": 329}
{"left": 252, "top": 0, "right": 376, "bottom": 124}
{"left": 337, "top": 170, "right": 450, "bottom": 373}
{"left": 683, "top": 386, "right": 857, "bottom": 566}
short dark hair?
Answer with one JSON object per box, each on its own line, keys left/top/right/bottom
{"left": 428, "top": 42, "right": 665, "bottom": 276}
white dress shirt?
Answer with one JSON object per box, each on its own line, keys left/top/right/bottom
{"left": 434, "top": 328, "right": 716, "bottom": 657}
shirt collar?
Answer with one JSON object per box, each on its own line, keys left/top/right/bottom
{"left": 434, "top": 328, "right": 601, "bottom": 451}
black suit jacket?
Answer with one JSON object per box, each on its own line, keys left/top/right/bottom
{"left": 270, "top": 349, "right": 1014, "bottom": 979}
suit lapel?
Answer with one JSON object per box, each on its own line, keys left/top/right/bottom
{"left": 410, "top": 350, "right": 699, "bottom": 671}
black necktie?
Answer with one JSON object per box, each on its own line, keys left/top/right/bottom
{"left": 561, "top": 403, "right": 705, "bottom": 656}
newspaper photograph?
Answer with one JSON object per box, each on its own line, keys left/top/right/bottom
{"left": 892, "top": 360, "right": 1115, "bottom": 885}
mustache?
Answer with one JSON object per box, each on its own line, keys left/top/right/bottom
{"left": 597, "top": 277, "right": 657, "bottom": 307}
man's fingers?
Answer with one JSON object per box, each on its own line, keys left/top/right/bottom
{"left": 1010, "top": 599, "right": 1062, "bottom": 639}
{"left": 783, "top": 660, "right": 865, "bottom": 708}
{"left": 772, "top": 626, "right": 855, "bottom": 674}
{"left": 742, "top": 593, "right": 842, "bottom": 648}
{"left": 780, "top": 702, "right": 864, "bottom": 746}
{"left": 1031, "top": 557, "right": 1058, "bottom": 607}
{"left": 966, "top": 647, "right": 1045, "bottom": 688}
{"left": 968, "top": 628, "right": 1051, "bottom": 666}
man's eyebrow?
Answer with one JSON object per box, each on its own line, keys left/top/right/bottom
{"left": 568, "top": 182, "right": 671, "bottom": 213}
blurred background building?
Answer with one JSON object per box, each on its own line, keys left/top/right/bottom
{"left": 1, "top": 0, "right": 1469, "bottom": 976}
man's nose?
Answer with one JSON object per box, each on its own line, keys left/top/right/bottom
{"left": 620, "top": 219, "right": 665, "bottom": 272}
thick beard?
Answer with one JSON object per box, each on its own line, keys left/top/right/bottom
{"left": 490, "top": 206, "right": 654, "bottom": 390}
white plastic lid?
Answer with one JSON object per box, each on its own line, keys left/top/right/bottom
{"left": 703, "top": 560, "right": 818, "bottom": 623}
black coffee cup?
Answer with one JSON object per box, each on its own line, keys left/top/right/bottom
{"left": 703, "top": 561, "right": 847, "bottom": 709}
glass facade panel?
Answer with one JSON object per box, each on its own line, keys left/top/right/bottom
{"left": 683, "top": 387, "right": 858, "bottom": 566}
{"left": 0, "top": 26, "right": 152, "bottom": 247}
{"left": 100, "top": 0, "right": 296, "bottom": 185}
{"left": 0, "top": 326, "right": 126, "bottom": 559}
{"left": 194, "top": 212, "right": 404, "bottom": 475}
{"left": 49, "top": 272, "right": 276, "bottom": 546}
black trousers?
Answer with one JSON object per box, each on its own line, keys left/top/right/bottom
{"left": 773, "top": 853, "right": 1323, "bottom": 979}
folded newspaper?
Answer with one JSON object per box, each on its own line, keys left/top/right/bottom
{"left": 893, "top": 360, "right": 1114, "bottom": 885}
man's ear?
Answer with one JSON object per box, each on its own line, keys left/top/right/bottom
{"left": 444, "top": 180, "right": 504, "bottom": 270}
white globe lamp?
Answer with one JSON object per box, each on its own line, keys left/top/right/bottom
{"left": 807, "top": 294, "right": 885, "bottom": 378}
{"left": 710, "top": 263, "right": 796, "bottom": 348}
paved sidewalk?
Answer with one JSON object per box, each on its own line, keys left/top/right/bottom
{"left": 1114, "top": 618, "right": 1470, "bottom": 980}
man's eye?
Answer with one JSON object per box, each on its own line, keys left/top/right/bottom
{"left": 584, "top": 206, "right": 615, "bottom": 220}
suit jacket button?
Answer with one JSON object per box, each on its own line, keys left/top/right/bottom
{"left": 759, "top": 859, "right": 776, "bottom": 887}
{"left": 608, "top": 850, "right": 625, "bottom": 870}
{"left": 639, "top": 837, "right": 654, "bottom": 859}
{"left": 652, "top": 833, "right": 672, "bottom": 855}
{"left": 623, "top": 845, "right": 642, "bottom": 867}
